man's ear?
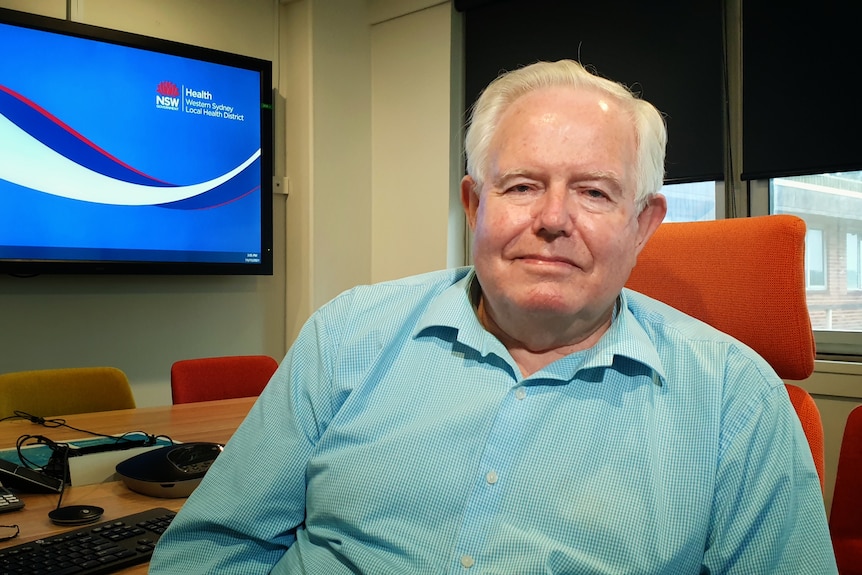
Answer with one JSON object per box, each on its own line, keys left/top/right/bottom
{"left": 634, "top": 193, "right": 668, "bottom": 255}
{"left": 460, "top": 175, "right": 480, "bottom": 230}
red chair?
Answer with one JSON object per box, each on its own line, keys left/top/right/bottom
{"left": 170, "top": 355, "right": 279, "bottom": 404}
{"left": 830, "top": 405, "right": 862, "bottom": 574}
{"left": 625, "top": 215, "right": 824, "bottom": 490}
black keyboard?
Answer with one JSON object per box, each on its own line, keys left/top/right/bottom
{"left": 0, "top": 507, "right": 176, "bottom": 575}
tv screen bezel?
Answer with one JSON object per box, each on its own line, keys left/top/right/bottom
{"left": 0, "top": 7, "right": 274, "bottom": 276}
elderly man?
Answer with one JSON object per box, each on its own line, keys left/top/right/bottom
{"left": 150, "top": 60, "right": 836, "bottom": 574}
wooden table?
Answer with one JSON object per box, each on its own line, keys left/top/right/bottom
{"left": 0, "top": 397, "right": 256, "bottom": 573}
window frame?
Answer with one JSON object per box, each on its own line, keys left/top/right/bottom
{"left": 847, "top": 232, "right": 861, "bottom": 292}
{"left": 805, "top": 229, "right": 827, "bottom": 291}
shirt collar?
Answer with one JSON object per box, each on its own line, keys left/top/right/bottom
{"left": 414, "top": 269, "right": 507, "bottom": 358}
{"left": 581, "top": 289, "right": 667, "bottom": 386}
{"left": 413, "top": 268, "right": 666, "bottom": 386}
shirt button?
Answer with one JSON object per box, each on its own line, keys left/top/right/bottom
{"left": 515, "top": 387, "right": 527, "bottom": 400}
{"left": 461, "top": 555, "right": 475, "bottom": 568}
{"left": 486, "top": 470, "right": 498, "bottom": 484}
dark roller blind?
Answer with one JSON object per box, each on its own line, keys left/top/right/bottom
{"left": 455, "top": 0, "right": 725, "bottom": 184}
{"left": 742, "top": 1, "right": 862, "bottom": 180}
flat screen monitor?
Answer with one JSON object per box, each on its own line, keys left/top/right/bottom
{"left": 0, "top": 8, "right": 274, "bottom": 275}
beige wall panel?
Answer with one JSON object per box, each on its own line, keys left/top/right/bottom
{"left": 370, "top": 2, "right": 455, "bottom": 282}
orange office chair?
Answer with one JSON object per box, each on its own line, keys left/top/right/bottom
{"left": 625, "top": 214, "right": 825, "bottom": 490}
{"left": 0, "top": 367, "right": 136, "bottom": 418}
{"left": 170, "top": 355, "right": 279, "bottom": 404}
{"left": 830, "top": 405, "right": 862, "bottom": 574}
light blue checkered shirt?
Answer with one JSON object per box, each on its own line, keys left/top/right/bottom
{"left": 149, "top": 267, "right": 836, "bottom": 574}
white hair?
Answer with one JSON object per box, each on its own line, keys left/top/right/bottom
{"left": 464, "top": 60, "right": 667, "bottom": 209}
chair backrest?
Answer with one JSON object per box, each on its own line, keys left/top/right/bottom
{"left": 625, "top": 214, "right": 824, "bottom": 490}
{"left": 170, "top": 355, "right": 279, "bottom": 404}
{"left": 0, "top": 367, "right": 136, "bottom": 418}
{"left": 830, "top": 404, "right": 862, "bottom": 574}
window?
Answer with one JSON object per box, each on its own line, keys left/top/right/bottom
{"left": 660, "top": 181, "right": 718, "bottom": 222}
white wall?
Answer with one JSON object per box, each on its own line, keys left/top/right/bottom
{"left": 279, "top": 0, "right": 463, "bottom": 326}
{"left": 369, "top": 1, "right": 465, "bottom": 282}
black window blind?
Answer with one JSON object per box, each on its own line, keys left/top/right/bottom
{"left": 456, "top": 0, "right": 725, "bottom": 185}
{"left": 741, "top": 0, "right": 862, "bottom": 180}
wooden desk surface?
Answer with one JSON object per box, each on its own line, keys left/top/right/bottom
{"left": 0, "top": 397, "right": 255, "bottom": 574}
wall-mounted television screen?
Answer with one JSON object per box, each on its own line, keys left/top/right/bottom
{"left": 0, "top": 8, "right": 273, "bottom": 275}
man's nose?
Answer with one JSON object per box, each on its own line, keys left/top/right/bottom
{"left": 534, "top": 186, "right": 574, "bottom": 236}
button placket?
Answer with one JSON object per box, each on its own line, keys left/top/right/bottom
{"left": 448, "top": 383, "right": 530, "bottom": 574}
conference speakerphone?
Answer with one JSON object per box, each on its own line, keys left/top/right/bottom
{"left": 116, "top": 442, "right": 223, "bottom": 498}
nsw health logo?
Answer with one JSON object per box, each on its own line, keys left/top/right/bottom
{"left": 156, "top": 81, "right": 180, "bottom": 111}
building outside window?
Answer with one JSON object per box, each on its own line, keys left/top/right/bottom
{"left": 771, "top": 172, "right": 862, "bottom": 333}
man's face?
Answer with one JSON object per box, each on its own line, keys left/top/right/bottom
{"left": 462, "top": 86, "right": 666, "bottom": 331}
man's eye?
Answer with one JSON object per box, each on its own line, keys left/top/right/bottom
{"left": 508, "top": 184, "right": 532, "bottom": 193}
{"left": 585, "top": 188, "right": 607, "bottom": 199}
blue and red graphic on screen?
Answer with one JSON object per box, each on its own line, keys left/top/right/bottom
{"left": 0, "top": 12, "right": 271, "bottom": 271}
